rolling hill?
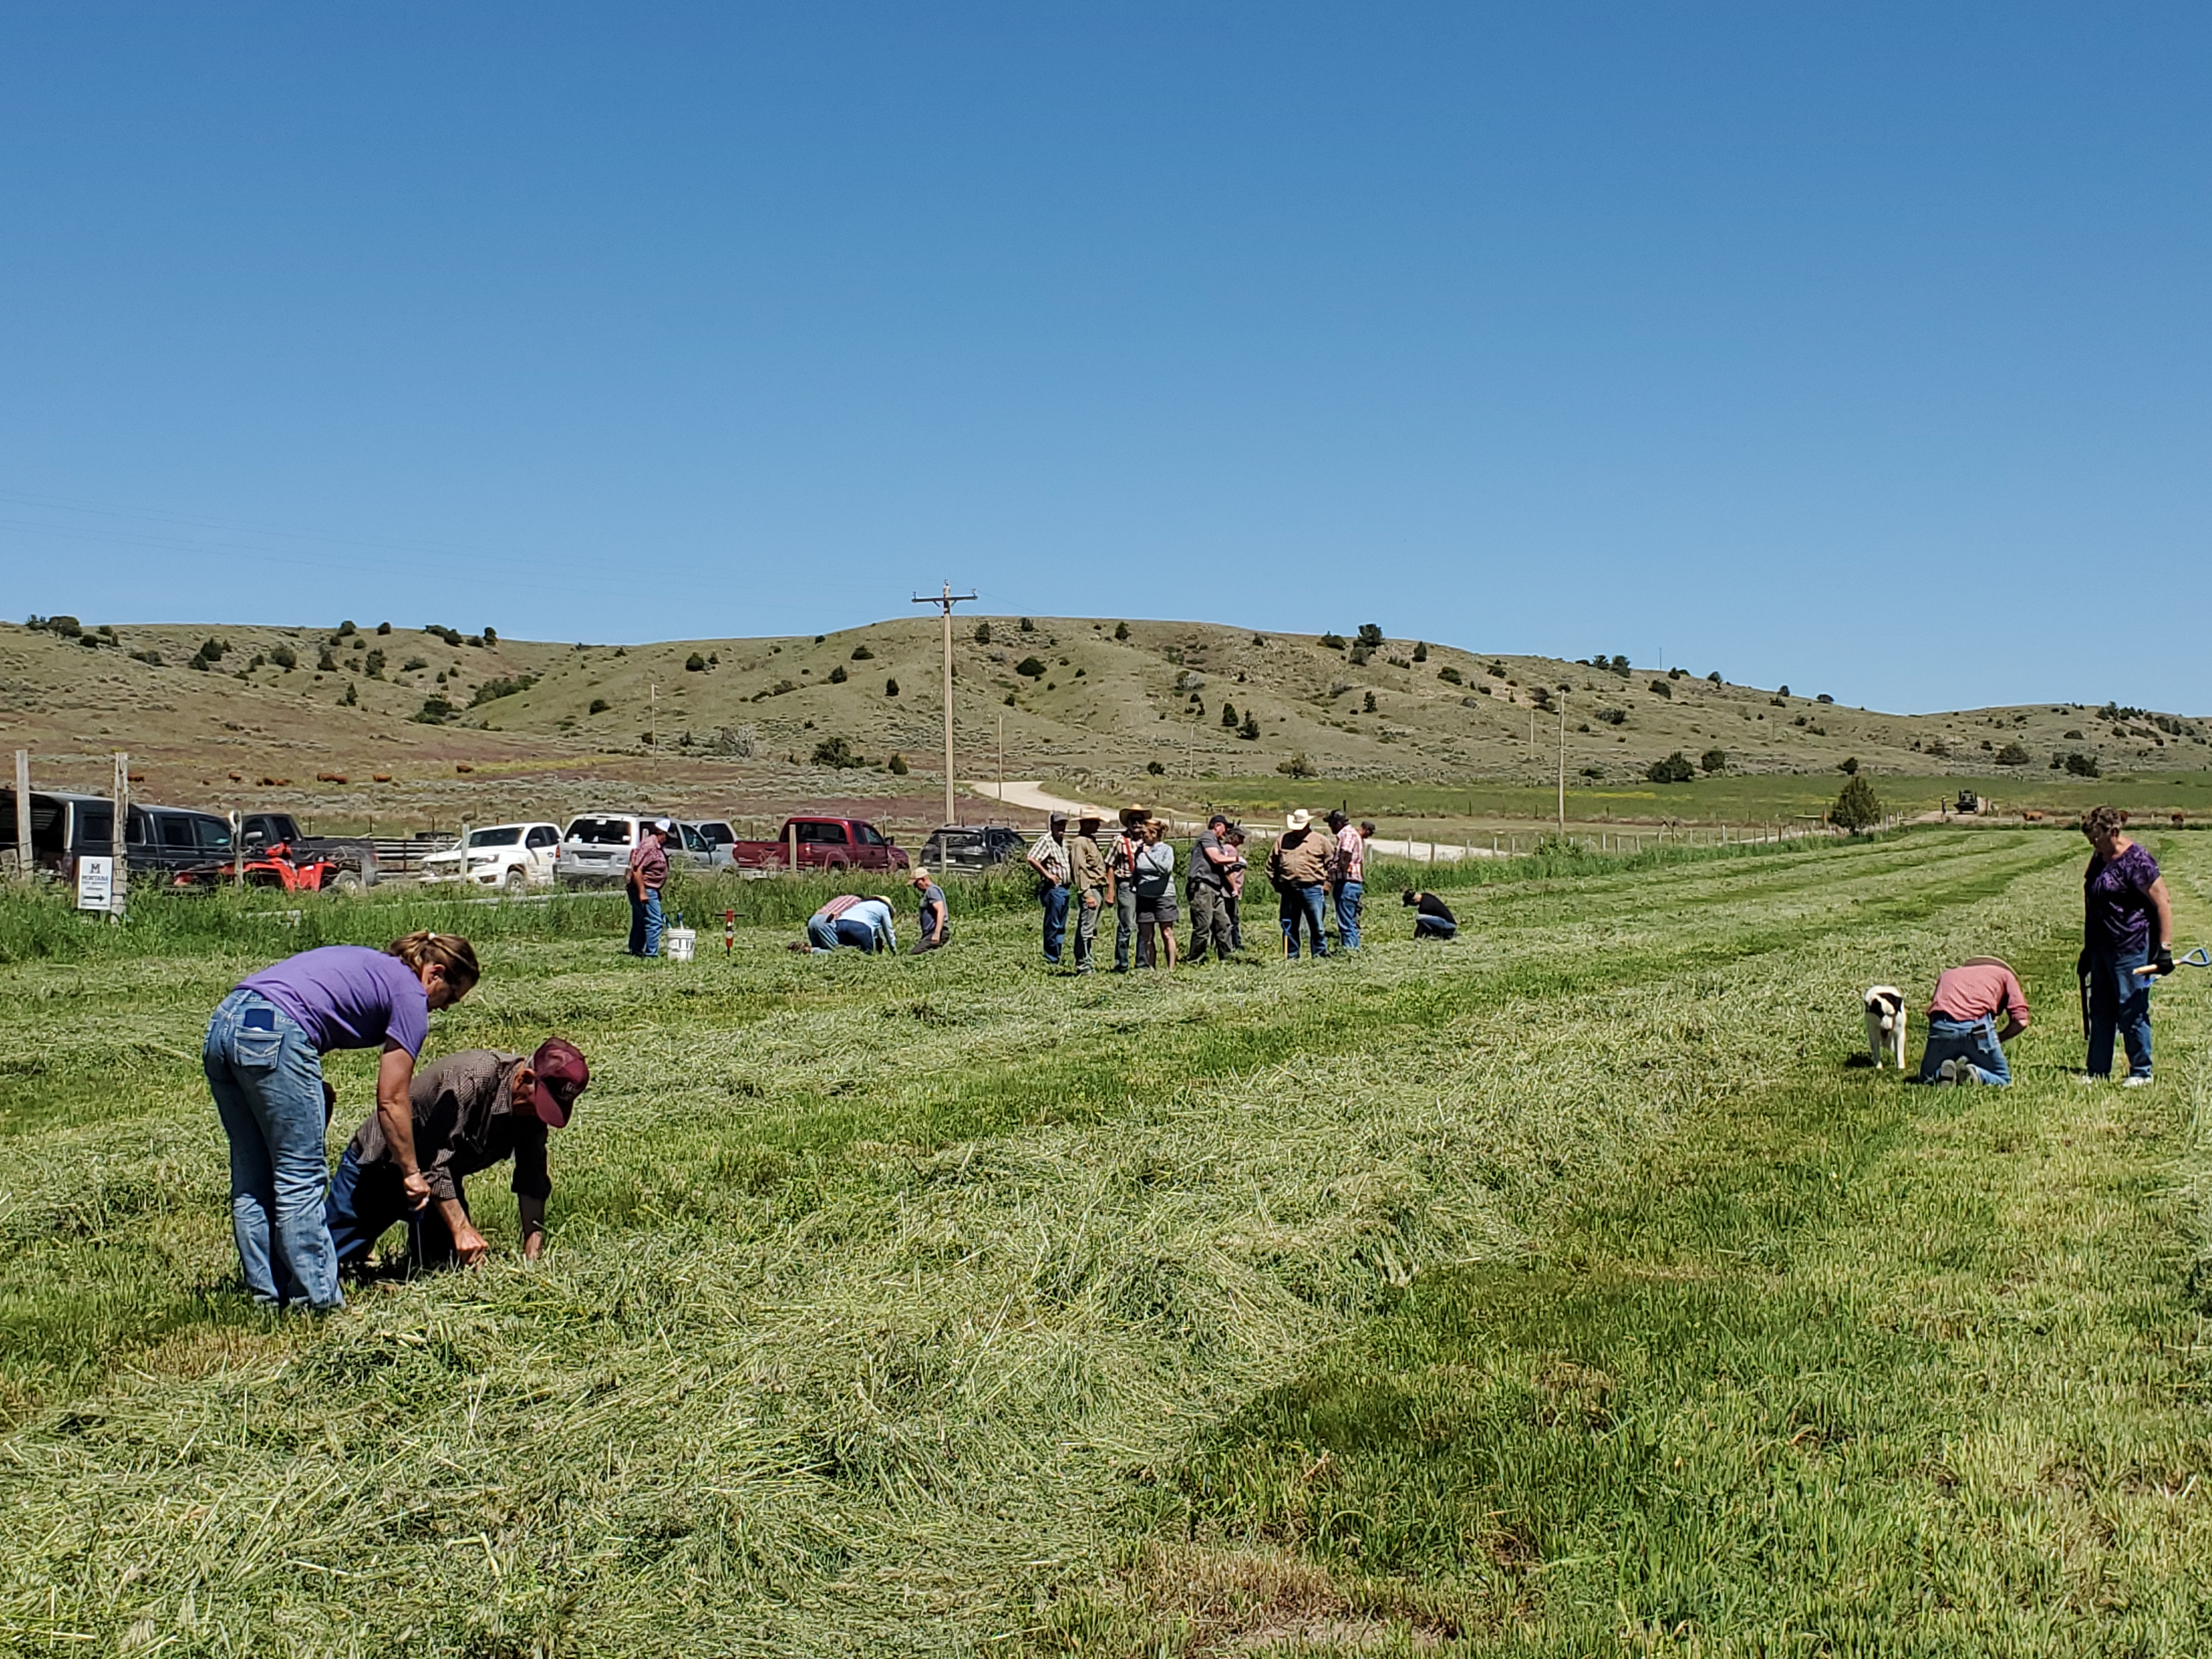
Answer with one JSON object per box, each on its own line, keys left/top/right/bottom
{"left": 5, "top": 613, "right": 2207, "bottom": 829}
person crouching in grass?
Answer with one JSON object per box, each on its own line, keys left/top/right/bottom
{"left": 1916, "top": 958, "right": 2029, "bottom": 1086}
{"left": 326, "top": 1039, "right": 590, "bottom": 1272}
{"left": 1403, "top": 888, "right": 1457, "bottom": 940}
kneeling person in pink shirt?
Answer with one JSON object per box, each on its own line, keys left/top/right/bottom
{"left": 1920, "top": 958, "right": 2029, "bottom": 1086}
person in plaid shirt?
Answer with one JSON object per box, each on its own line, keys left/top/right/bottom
{"left": 1025, "top": 814, "right": 1071, "bottom": 966}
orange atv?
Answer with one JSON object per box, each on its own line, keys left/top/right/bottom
{"left": 174, "top": 840, "right": 343, "bottom": 893}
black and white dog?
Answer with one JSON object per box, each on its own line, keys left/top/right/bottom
{"left": 1862, "top": 985, "right": 1908, "bottom": 1070}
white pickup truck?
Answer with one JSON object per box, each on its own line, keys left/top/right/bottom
{"left": 421, "top": 822, "right": 562, "bottom": 890}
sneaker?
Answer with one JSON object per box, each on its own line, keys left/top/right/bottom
{"left": 2124, "top": 1074, "right": 2154, "bottom": 1088}
{"left": 1936, "top": 1058, "right": 1960, "bottom": 1085}
{"left": 2076, "top": 1073, "right": 2109, "bottom": 1085}
{"left": 1954, "top": 1064, "right": 1981, "bottom": 1086}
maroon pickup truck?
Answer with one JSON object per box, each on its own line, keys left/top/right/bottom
{"left": 729, "top": 816, "right": 910, "bottom": 873}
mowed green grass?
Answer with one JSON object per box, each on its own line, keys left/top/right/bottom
{"left": 1, "top": 831, "right": 2208, "bottom": 1656}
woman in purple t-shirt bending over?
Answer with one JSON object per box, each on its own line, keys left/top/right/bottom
{"left": 2078, "top": 806, "right": 2176, "bottom": 1086}
{"left": 204, "top": 931, "right": 481, "bottom": 1308}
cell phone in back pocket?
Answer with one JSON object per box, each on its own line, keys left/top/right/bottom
{"left": 235, "top": 1003, "right": 281, "bottom": 1066}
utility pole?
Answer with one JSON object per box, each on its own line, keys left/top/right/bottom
{"left": 12, "top": 749, "right": 29, "bottom": 884}
{"left": 912, "top": 583, "right": 978, "bottom": 827}
{"left": 1557, "top": 694, "right": 1567, "bottom": 836}
{"left": 996, "top": 709, "right": 1005, "bottom": 810}
{"left": 648, "top": 680, "right": 657, "bottom": 751}
{"left": 111, "top": 751, "right": 129, "bottom": 920}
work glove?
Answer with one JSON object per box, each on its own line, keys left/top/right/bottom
{"left": 2153, "top": 945, "right": 2176, "bottom": 978}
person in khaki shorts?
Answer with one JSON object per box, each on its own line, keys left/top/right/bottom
{"left": 1067, "top": 815, "right": 1109, "bottom": 973}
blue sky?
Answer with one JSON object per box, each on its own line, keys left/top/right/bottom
{"left": 3, "top": 4, "right": 2207, "bottom": 714}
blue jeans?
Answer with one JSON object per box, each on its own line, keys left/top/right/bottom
{"left": 1041, "top": 883, "right": 1069, "bottom": 964}
{"left": 202, "top": 990, "right": 341, "bottom": 1310}
{"left": 1280, "top": 884, "right": 1328, "bottom": 958}
{"left": 628, "top": 887, "right": 663, "bottom": 956}
{"left": 325, "top": 1147, "right": 459, "bottom": 1271}
{"left": 1414, "top": 916, "right": 1457, "bottom": 941}
{"left": 809, "top": 915, "right": 883, "bottom": 953}
{"left": 1333, "top": 881, "right": 1363, "bottom": 951}
{"left": 1918, "top": 1014, "right": 2011, "bottom": 1085}
{"left": 2087, "top": 950, "right": 2153, "bottom": 1079}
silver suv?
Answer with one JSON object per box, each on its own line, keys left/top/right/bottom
{"left": 555, "top": 813, "right": 718, "bottom": 887}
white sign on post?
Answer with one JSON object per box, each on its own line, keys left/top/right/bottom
{"left": 77, "top": 856, "right": 114, "bottom": 912}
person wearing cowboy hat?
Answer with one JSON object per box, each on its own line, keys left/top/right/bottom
{"left": 1107, "top": 805, "right": 1149, "bottom": 972}
{"left": 326, "top": 1039, "right": 590, "bottom": 1272}
{"left": 1067, "top": 815, "right": 1110, "bottom": 972}
{"left": 1025, "top": 812, "right": 1073, "bottom": 966}
{"left": 1266, "top": 808, "right": 1333, "bottom": 960}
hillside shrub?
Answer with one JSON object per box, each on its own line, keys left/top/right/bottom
{"left": 1700, "top": 748, "right": 1727, "bottom": 774}
{"left": 1830, "top": 775, "right": 1883, "bottom": 832}
{"left": 1596, "top": 708, "right": 1627, "bottom": 725}
{"left": 1838, "top": 757, "right": 1859, "bottom": 775}
{"left": 1994, "top": 742, "right": 2031, "bottom": 766}
{"left": 2064, "top": 752, "right": 2101, "bottom": 777}
{"left": 1276, "top": 752, "right": 1316, "bottom": 778}
{"left": 686, "top": 653, "right": 708, "bottom": 672}
{"left": 589, "top": 698, "right": 610, "bottom": 714}
{"left": 1115, "top": 621, "right": 1130, "bottom": 640}
{"left": 850, "top": 645, "right": 873, "bottom": 660}
{"left": 412, "top": 696, "right": 456, "bottom": 725}
{"left": 471, "top": 675, "right": 535, "bottom": 706}
{"left": 1221, "top": 703, "right": 1238, "bottom": 728}
{"left": 1437, "top": 667, "right": 1463, "bottom": 685}
{"left": 1318, "top": 633, "right": 1346, "bottom": 651}
{"left": 269, "top": 644, "right": 297, "bottom": 670}
{"left": 1357, "top": 623, "right": 1384, "bottom": 648}
{"left": 827, "top": 665, "right": 848, "bottom": 684}
{"left": 1015, "top": 657, "right": 1046, "bottom": 678}
{"left": 887, "top": 754, "right": 908, "bottom": 775}
{"left": 1412, "top": 642, "right": 1429, "bottom": 662}
{"left": 1147, "top": 760, "right": 1165, "bottom": 775}
{"left": 1018, "top": 618, "right": 1035, "bottom": 632}
{"left": 885, "top": 678, "right": 899, "bottom": 697}
{"left": 1649, "top": 680, "right": 1672, "bottom": 699}
{"left": 811, "top": 735, "right": 860, "bottom": 767}
{"left": 974, "top": 622, "right": 992, "bottom": 644}
{"left": 1646, "top": 751, "right": 1695, "bottom": 783}
{"left": 316, "top": 648, "right": 337, "bottom": 673}
{"left": 1238, "top": 713, "right": 1260, "bottom": 740}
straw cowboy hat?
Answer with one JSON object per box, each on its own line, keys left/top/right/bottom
{"left": 1285, "top": 809, "right": 1312, "bottom": 831}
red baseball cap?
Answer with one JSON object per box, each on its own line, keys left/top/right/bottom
{"left": 527, "top": 1039, "right": 590, "bottom": 1127}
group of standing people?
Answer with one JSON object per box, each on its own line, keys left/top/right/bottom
{"left": 1026, "top": 804, "right": 1386, "bottom": 969}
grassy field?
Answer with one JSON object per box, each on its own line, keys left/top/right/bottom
{"left": 2, "top": 831, "right": 2210, "bottom": 1655}
{"left": 1186, "top": 772, "right": 2212, "bottom": 830}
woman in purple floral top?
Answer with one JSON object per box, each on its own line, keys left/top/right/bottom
{"left": 2078, "top": 805, "right": 2175, "bottom": 1085}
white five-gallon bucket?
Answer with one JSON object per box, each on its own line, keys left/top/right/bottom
{"left": 664, "top": 927, "right": 697, "bottom": 963}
